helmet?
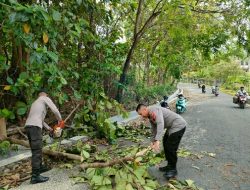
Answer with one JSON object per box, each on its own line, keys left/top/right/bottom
{"left": 163, "top": 95, "right": 168, "bottom": 100}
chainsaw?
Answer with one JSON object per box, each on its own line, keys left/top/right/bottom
{"left": 50, "top": 104, "right": 80, "bottom": 138}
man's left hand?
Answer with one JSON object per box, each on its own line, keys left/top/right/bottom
{"left": 151, "top": 140, "right": 160, "bottom": 152}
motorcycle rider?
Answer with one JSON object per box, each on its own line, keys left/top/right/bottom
{"left": 160, "top": 96, "right": 170, "bottom": 109}
{"left": 198, "top": 81, "right": 201, "bottom": 88}
{"left": 176, "top": 93, "right": 186, "bottom": 114}
{"left": 236, "top": 86, "right": 248, "bottom": 96}
{"left": 215, "top": 85, "right": 219, "bottom": 94}
{"left": 201, "top": 84, "right": 206, "bottom": 93}
{"left": 211, "top": 86, "right": 215, "bottom": 94}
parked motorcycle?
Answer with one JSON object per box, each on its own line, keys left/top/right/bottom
{"left": 176, "top": 94, "right": 186, "bottom": 114}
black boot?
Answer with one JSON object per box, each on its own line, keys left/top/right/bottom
{"left": 30, "top": 171, "right": 49, "bottom": 184}
{"left": 40, "top": 165, "right": 51, "bottom": 173}
{"left": 164, "top": 169, "right": 178, "bottom": 179}
{"left": 159, "top": 165, "right": 172, "bottom": 172}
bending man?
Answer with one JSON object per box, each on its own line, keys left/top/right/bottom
{"left": 136, "top": 104, "right": 186, "bottom": 179}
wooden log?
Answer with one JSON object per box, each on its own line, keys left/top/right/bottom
{"left": 0, "top": 117, "right": 7, "bottom": 137}
{"left": 1, "top": 137, "right": 82, "bottom": 161}
{"left": 1, "top": 137, "right": 151, "bottom": 170}
{"left": 7, "top": 127, "right": 25, "bottom": 136}
{"left": 80, "top": 146, "right": 151, "bottom": 170}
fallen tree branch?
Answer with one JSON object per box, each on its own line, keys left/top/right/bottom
{"left": 2, "top": 137, "right": 82, "bottom": 161}
{"left": 16, "top": 127, "right": 28, "bottom": 139}
{"left": 7, "top": 127, "right": 25, "bottom": 136}
{"left": 2, "top": 137, "right": 151, "bottom": 170}
{"left": 80, "top": 146, "right": 151, "bottom": 170}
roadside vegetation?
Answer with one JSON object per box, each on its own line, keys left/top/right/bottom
{"left": 1, "top": 0, "right": 250, "bottom": 189}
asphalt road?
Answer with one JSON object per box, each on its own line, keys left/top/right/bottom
{"left": 150, "top": 83, "right": 250, "bottom": 190}
{"left": 12, "top": 83, "right": 250, "bottom": 190}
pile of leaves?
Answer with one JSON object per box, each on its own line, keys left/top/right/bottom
{"left": 116, "top": 123, "right": 151, "bottom": 143}
{"left": 0, "top": 160, "right": 31, "bottom": 189}
{"left": 68, "top": 145, "right": 203, "bottom": 190}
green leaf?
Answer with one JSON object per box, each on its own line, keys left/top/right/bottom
{"left": 76, "top": 0, "right": 82, "bottom": 5}
{"left": 41, "top": 11, "right": 49, "bottom": 21}
{"left": 102, "top": 177, "right": 111, "bottom": 185}
{"left": 125, "top": 183, "right": 134, "bottom": 190}
{"left": 17, "top": 107, "right": 27, "bottom": 115}
{"left": 185, "top": 179, "right": 194, "bottom": 186}
{"left": 60, "top": 77, "right": 67, "bottom": 85}
{"left": 134, "top": 166, "right": 146, "bottom": 178}
{"left": 9, "top": 13, "right": 16, "bottom": 23}
{"left": 74, "top": 90, "right": 82, "bottom": 100}
{"left": 143, "top": 186, "right": 154, "bottom": 190}
{"left": 52, "top": 10, "right": 61, "bottom": 21}
{"left": 0, "top": 109, "right": 13, "bottom": 118}
{"left": 7, "top": 77, "right": 14, "bottom": 85}
{"left": 16, "top": 101, "right": 26, "bottom": 108}
{"left": 86, "top": 168, "right": 96, "bottom": 178}
{"left": 19, "top": 72, "right": 28, "bottom": 79}
{"left": 116, "top": 181, "right": 127, "bottom": 190}
{"left": 47, "top": 51, "right": 58, "bottom": 63}
{"left": 71, "top": 176, "right": 85, "bottom": 184}
{"left": 91, "top": 175, "right": 103, "bottom": 186}
{"left": 81, "top": 149, "right": 90, "bottom": 160}
{"left": 106, "top": 101, "right": 112, "bottom": 109}
{"left": 145, "top": 180, "right": 158, "bottom": 189}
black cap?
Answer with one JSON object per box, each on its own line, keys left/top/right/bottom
{"left": 38, "top": 88, "right": 48, "bottom": 94}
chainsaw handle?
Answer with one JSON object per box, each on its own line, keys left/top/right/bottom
{"left": 64, "top": 104, "right": 81, "bottom": 123}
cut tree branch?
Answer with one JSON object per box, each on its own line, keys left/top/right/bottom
{"left": 1, "top": 137, "right": 82, "bottom": 161}
{"left": 80, "top": 146, "right": 151, "bottom": 170}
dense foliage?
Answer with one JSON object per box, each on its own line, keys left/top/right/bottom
{"left": 1, "top": 0, "right": 250, "bottom": 139}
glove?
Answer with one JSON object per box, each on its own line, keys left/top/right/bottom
{"left": 54, "top": 127, "right": 63, "bottom": 138}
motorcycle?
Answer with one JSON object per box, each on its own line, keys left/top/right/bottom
{"left": 215, "top": 90, "right": 219, "bottom": 96}
{"left": 212, "top": 88, "right": 215, "bottom": 94}
{"left": 198, "top": 82, "right": 201, "bottom": 88}
{"left": 176, "top": 95, "right": 186, "bottom": 114}
{"left": 238, "top": 95, "right": 247, "bottom": 109}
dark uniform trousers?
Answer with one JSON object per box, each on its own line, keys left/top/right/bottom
{"left": 25, "top": 126, "right": 43, "bottom": 174}
{"left": 163, "top": 127, "right": 186, "bottom": 169}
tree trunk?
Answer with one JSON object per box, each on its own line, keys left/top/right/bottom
{"left": 115, "top": 0, "right": 163, "bottom": 102}
{"left": 116, "top": 39, "right": 138, "bottom": 102}
{"left": 0, "top": 118, "right": 7, "bottom": 137}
